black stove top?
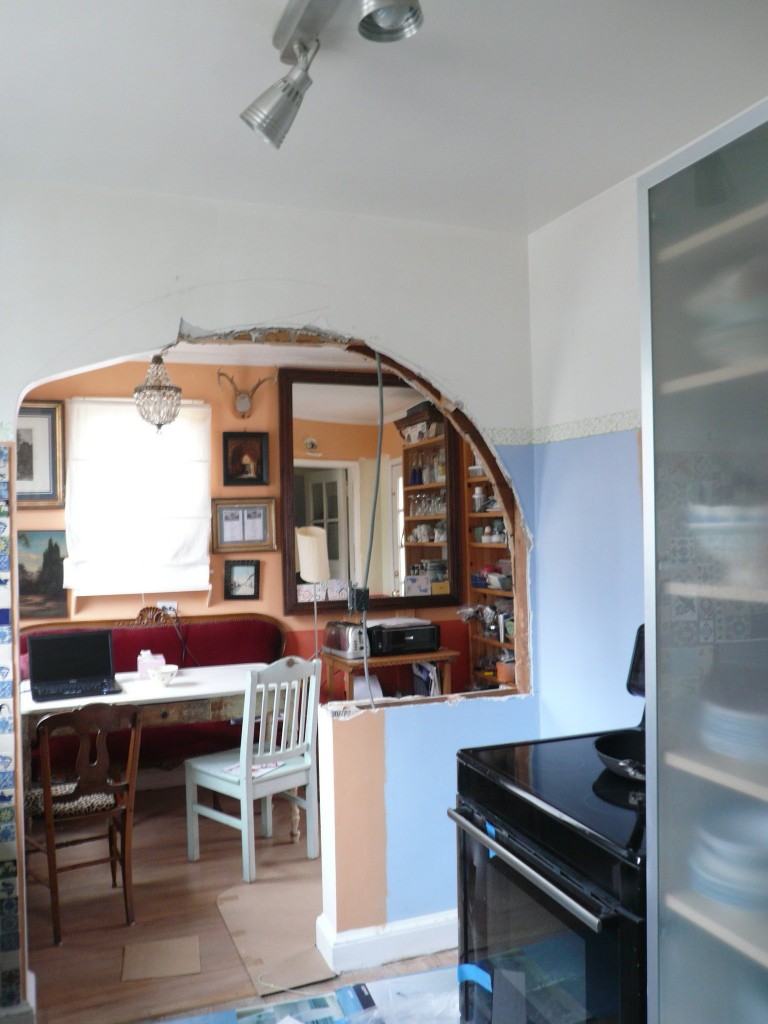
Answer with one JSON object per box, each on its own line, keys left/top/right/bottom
{"left": 457, "top": 731, "right": 646, "bottom": 864}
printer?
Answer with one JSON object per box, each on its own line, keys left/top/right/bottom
{"left": 366, "top": 618, "right": 440, "bottom": 657}
{"left": 323, "top": 618, "right": 441, "bottom": 659}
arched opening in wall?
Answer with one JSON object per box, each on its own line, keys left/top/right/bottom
{"left": 15, "top": 326, "right": 530, "bottom": 688}
{"left": 15, "top": 325, "right": 530, "bottom": 1021}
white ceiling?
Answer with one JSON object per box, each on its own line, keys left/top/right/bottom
{"left": 4, "top": 1, "right": 768, "bottom": 236}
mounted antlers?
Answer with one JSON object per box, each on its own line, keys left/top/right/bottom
{"left": 217, "top": 369, "right": 275, "bottom": 418}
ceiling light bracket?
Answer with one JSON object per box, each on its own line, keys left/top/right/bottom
{"left": 273, "top": 0, "right": 342, "bottom": 63}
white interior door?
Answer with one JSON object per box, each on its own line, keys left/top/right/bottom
{"left": 304, "top": 467, "right": 349, "bottom": 581}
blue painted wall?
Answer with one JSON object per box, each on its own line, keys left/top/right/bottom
{"left": 378, "top": 428, "right": 643, "bottom": 927}
{"left": 517, "top": 429, "right": 644, "bottom": 737}
{"left": 382, "top": 693, "right": 539, "bottom": 923}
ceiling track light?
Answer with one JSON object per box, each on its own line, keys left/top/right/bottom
{"left": 358, "top": 0, "right": 423, "bottom": 42}
{"left": 240, "top": 39, "right": 319, "bottom": 149}
{"left": 241, "top": 1, "right": 424, "bottom": 147}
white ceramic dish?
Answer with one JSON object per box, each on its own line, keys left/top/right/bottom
{"left": 147, "top": 663, "right": 179, "bottom": 686}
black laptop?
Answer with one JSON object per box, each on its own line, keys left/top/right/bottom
{"left": 28, "top": 630, "right": 121, "bottom": 703}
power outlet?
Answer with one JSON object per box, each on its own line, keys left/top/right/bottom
{"left": 157, "top": 601, "right": 178, "bottom": 614}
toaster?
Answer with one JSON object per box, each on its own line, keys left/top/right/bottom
{"left": 322, "top": 620, "right": 369, "bottom": 660}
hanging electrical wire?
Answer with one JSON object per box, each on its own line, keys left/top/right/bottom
{"left": 359, "top": 353, "right": 385, "bottom": 709}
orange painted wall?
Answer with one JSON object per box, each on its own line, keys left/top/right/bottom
{"left": 329, "top": 711, "right": 387, "bottom": 931}
{"left": 18, "top": 363, "right": 470, "bottom": 686}
{"left": 293, "top": 418, "right": 402, "bottom": 462}
{"left": 19, "top": 361, "right": 285, "bottom": 624}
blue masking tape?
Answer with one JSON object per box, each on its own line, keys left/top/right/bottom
{"left": 458, "top": 963, "right": 493, "bottom": 992}
{"left": 485, "top": 820, "right": 496, "bottom": 858}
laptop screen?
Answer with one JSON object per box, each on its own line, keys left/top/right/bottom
{"left": 28, "top": 630, "right": 115, "bottom": 686}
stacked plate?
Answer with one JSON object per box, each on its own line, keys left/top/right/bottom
{"left": 688, "top": 503, "right": 768, "bottom": 587}
{"left": 700, "top": 697, "right": 768, "bottom": 764}
{"left": 690, "top": 802, "right": 768, "bottom": 909}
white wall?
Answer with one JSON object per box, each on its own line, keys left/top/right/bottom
{"left": 522, "top": 177, "right": 646, "bottom": 736}
{"left": 528, "top": 178, "right": 642, "bottom": 430}
{"left": 0, "top": 182, "right": 532, "bottom": 435}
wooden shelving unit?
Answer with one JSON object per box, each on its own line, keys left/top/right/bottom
{"left": 402, "top": 431, "right": 450, "bottom": 593}
{"left": 461, "top": 442, "right": 516, "bottom": 691}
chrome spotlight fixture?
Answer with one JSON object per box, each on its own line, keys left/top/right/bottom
{"left": 358, "top": 0, "right": 423, "bottom": 42}
{"left": 133, "top": 354, "right": 182, "bottom": 431}
{"left": 240, "top": 40, "right": 319, "bottom": 148}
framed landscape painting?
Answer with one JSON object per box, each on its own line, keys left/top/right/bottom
{"left": 18, "top": 530, "right": 68, "bottom": 618}
{"left": 224, "top": 560, "right": 260, "bottom": 600}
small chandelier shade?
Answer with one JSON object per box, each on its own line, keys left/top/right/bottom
{"left": 133, "top": 355, "right": 182, "bottom": 431}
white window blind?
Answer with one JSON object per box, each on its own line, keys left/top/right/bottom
{"left": 63, "top": 397, "right": 211, "bottom": 597}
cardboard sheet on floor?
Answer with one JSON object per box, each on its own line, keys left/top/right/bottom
{"left": 217, "top": 877, "right": 336, "bottom": 996}
{"left": 122, "top": 935, "right": 201, "bottom": 981}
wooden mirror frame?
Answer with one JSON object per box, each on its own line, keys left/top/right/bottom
{"left": 279, "top": 366, "right": 463, "bottom": 615}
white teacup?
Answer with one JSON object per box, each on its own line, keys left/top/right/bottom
{"left": 148, "top": 664, "right": 178, "bottom": 686}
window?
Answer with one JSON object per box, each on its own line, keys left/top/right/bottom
{"left": 63, "top": 397, "right": 211, "bottom": 597}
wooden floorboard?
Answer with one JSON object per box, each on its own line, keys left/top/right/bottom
{"left": 26, "top": 785, "right": 456, "bottom": 1024}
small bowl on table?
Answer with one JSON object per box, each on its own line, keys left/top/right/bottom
{"left": 147, "top": 664, "right": 179, "bottom": 686}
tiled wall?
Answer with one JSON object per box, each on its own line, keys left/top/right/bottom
{"left": 0, "top": 445, "right": 21, "bottom": 1008}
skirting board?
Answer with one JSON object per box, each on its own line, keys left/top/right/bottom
{"left": 316, "top": 909, "right": 458, "bottom": 973}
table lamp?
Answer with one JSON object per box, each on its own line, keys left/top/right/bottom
{"left": 296, "top": 526, "right": 330, "bottom": 658}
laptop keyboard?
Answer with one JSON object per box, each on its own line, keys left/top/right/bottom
{"left": 31, "top": 678, "right": 121, "bottom": 702}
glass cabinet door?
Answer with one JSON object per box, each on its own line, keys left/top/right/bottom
{"left": 649, "top": 119, "right": 768, "bottom": 1022}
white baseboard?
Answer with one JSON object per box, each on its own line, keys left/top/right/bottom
{"left": 316, "top": 909, "right": 457, "bottom": 974}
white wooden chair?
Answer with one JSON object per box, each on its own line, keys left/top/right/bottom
{"left": 184, "top": 656, "right": 321, "bottom": 882}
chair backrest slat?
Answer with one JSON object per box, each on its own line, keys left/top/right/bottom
{"left": 36, "top": 703, "right": 143, "bottom": 804}
{"left": 238, "top": 657, "right": 320, "bottom": 780}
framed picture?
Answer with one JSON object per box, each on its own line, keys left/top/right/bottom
{"left": 17, "top": 530, "right": 68, "bottom": 618}
{"left": 212, "top": 497, "right": 276, "bottom": 552}
{"left": 224, "top": 559, "right": 260, "bottom": 600}
{"left": 222, "top": 432, "right": 269, "bottom": 486}
{"left": 16, "top": 400, "right": 65, "bottom": 508}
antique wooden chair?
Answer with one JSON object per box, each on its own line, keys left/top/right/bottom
{"left": 184, "top": 656, "right": 320, "bottom": 882}
{"left": 25, "top": 703, "right": 143, "bottom": 945}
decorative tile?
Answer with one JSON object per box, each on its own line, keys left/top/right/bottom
{"left": 0, "top": 932, "right": 19, "bottom": 953}
{"left": 0, "top": 969, "right": 20, "bottom": 1007}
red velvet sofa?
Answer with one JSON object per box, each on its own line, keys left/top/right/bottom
{"left": 20, "top": 609, "right": 285, "bottom": 778}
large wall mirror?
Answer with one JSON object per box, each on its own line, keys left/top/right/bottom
{"left": 279, "top": 367, "right": 462, "bottom": 615}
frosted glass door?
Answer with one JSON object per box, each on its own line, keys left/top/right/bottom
{"left": 649, "top": 120, "right": 768, "bottom": 1022}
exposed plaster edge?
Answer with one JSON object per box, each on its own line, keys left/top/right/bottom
{"left": 316, "top": 908, "right": 457, "bottom": 974}
{"left": 326, "top": 691, "right": 530, "bottom": 717}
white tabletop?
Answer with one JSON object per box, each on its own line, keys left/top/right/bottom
{"left": 19, "top": 662, "right": 267, "bottom": 716}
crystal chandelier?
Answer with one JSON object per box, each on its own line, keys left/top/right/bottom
{"left": 133, "top": 355, "right": 182, "bottom": 431}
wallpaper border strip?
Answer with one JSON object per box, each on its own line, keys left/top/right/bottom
{"left": 487, "top": 408, "right": 641, "bottom": 447}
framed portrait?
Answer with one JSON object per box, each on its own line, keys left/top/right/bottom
{"left": 212, "top": 497, "right": 276, "bottom": 553}
{"left": 224, "top": 559, "right": 260, "bottom": 601}
{"left": 17, "top": 530, "right": 68, "bottom": 618}
{"left": 223, "top": 432, "right": 269, "bottom": 486}
{"left": 16, "top": 400, "right": 65, "bottom": 508}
